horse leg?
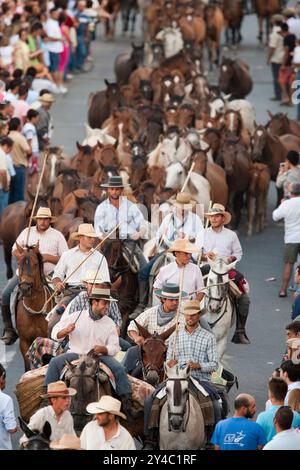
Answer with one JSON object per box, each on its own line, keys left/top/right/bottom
{"left": 247, "top": 192, "right": 254, "bottom": 236}
{"left": 257, "top": 16, "right": 263, "bottom": 42}
{"left": 233, "top": 192, "right": 244, "bottom": 229}
{"left": 19, "top": 338, "right": 31, "bottom": 371}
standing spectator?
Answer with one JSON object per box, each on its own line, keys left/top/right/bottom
{"left": 74, "top": 0, "right": 90, "bottom": 73}
{"left": 44, "top": 8, "right": 65, "bottom": 92}
{"left": 28, "top": 22, "right": 55, "bottom": 83}
{"left": 4, "top": 78, "right": 21, "bottom": 104}
{"left": 35, "top": 93, "right": 55, "bottom": 151}
{"left": 278, "top": 23, "right": 296, "bottom": 106}
{"left": 22, "top": 108, "right": 39, "bottom": 174}
{"left": 58, "top": 12, "right": 70, "bottom": 91}
{"left": 272, "top": 182, "right": 300, "bottom": 297}
{"left": 276, "top": 150, "right": 300, "bottom": 200}
{"left": 12, "top": 83, "right": 29, "bottom": 126}
{"left": 288, "top": 388, "right": 300, "bottom": 415}
{"left": 0, "top": 363, "right": 17, "bottom": 450}
{"left": 256, "top": 377, "right": 300, "bottom": 442}
{"left": 267, "top": 14, "right": 284, "bottom": 101}
{"left": 8, "top": 117, "right": 31, "bottom": 203}
{"left": 280, "top": 360, "right": 300, "bottom": 404}
{"left": 0, "top": 136, "right": 14, "bottom": 214}
{"left": 211, "top": 394, "right": 267, "bottom": 450}
{"left": 263, "top": 406, "right": 300, "bottom": 450}
{"left": 283, "top": 8, "right": 300, "bottom": 40}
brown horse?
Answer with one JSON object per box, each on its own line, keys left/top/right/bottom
{"left": 132, "top": 321, "right": 176, "bottom": 387}
{"left": 205, "top": 4, "right": 225, "bottom": 69}
{"left": 255, "top": 0, "right": 281, "bottom": 43}
{"left": 114, "top": 42, "right": 144, "bottom": 86}
{"left": 219, "top": 57, "right": 253, "bottom": 99}
{"left": 222, "top": 0, "right": 243, "bottom": 46}
{"left": 71, "top": 143, "right": 100, "bottom": 177}
{"left": 15, "top": 243, "right": 53, "bottom": 370}
{"left": 88, "top": 80, "right": 121, "bottom": 129}
{"left": 252, "top": 124, "right": 287, "bottom": 181}
{"left": 267, "top": 111, "right": 300, "bottom": 138}
{"left": 247, "top": 163, "right": 271, "bottom": 236}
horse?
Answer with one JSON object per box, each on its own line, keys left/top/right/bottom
{"left": 131, "top": 321, "right": 176, "bottom": 387}
{"left": 159, "top": 364, "right": 207, "bottom": 450}
{"left": 222, "top": 0, "right": 243, "bottom": 46}
{"left": 19, "top": 418, "right": 51, "bottom": 450}
{"left": 267, "top": 111, "right": 300, "bottom": 138}
{"left": 114, "top": 42, "right": 145, "bottom": 86}
{"left": 219, "top": 57, "right": 253, "bottom": 99}
{"left": 252, "top": 124, "right": 287, "bottom": 181}
{"left": 155, "top": 27, "right": 184, "bottom": 59}
{"left": 247, "top": 163, "right": 271, "bottom": 236}
{"left": 71, "top": 143, "right": 99, "bottom": 177}
{"left": 15, "top": 243, "right": 53, "bottom": 371}
{"left": 87, "top": 80, "right": 121, "bottom": 129}
{"left": 204, "top": 258, "right": 236, "bottom": 362}
{"left": 205, "top": 4, "right": 225, "bottom": 69}
{"left": 102, "top": 238, "right": 139, "bottom": 337}
{"left": 255, "top": 0, "right": 281, "bottom": 43}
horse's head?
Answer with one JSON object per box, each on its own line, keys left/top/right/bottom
{"left": 131, "top": 155, "right": 148, "bottom": 189}
{"left": 165, "top": 160, "right": 186, "bottom": 191}
{"left": 17, "top": 243, "right": 44, "bottom": 297}
{"left": 74, "top": 195, "right": 99, "bottom": 223}
{"left": 131, "top": 42, "right": 144, "bottom": 67}
{"left": 219, "top": 58, "right": 234, "bottom": 93}
{"left": 135, "top": 321, "right": 176, "bottom": 387}
{"left": 223, "top": 109, "right": 242, "bottom": 134}
{"left": 252, "top": 124, "right": 267, "bottom": 162}
{"left": 205, "top": 257, "right": 236, "bottom": 314}
{"left": 267, "top": 110, "right": 289, "bottom": 136}
{"left": 72, "top": 142, "right": 98, "bottom": 177}
{"left": 104, "top": 79, "right": 121, "bottom": 111}
{"left": 164, "top": 363, "right": 190, "bottom": 432}
{"left": 19, "top": 417, "right": 51, "bottom": 450}
{"left": 220, "top": 135, "right": 240, "bottom": 176}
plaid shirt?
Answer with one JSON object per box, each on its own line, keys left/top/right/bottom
{"left": 65, "top": 291, "right": 122, "bottom": 327}
{"left": 167, "top": 325, "right": 218, "bottom": 382}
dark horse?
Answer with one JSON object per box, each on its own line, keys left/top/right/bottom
{"left": 19, "top": 417, "right": 51, "bottom": 450}
{"left": 131, "top": 321, "right": 176, "bottom": 387}
{"left": 16, "top": 243, "right": 53, "bottom": 370}
{"left": 114, "top": 42, "right": 144, "bottom": 86}
{"left": 219, "top": 57, "right": 253, "bottom": 99}
{"left": 222, "top": 0, "right": 243, "bottom": 46}
{"left": 87, "top": 79, "right": 121, "bottom": 129}
{"left": 101, "top": 238, "right": 138, "bottom": 337}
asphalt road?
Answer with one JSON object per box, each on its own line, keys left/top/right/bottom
{"left": 0, "top": 8, "right": 298, "bottom": 448}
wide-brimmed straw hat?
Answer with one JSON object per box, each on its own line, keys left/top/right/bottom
{"left": 50, "top": 434, "right": 82, "bottom": 450}
{"left": 39, "top": 93, "right": 55, "bottom": 103}
{"left": 70, "top": 223, "right": 99, "bottom": 240}
{"left": 81, "top": 269, "right": 106, "bottom": 284}
{"left": 89, "top": 287, "right": 117, "bottom": 302}
{"left": 32, "top": 207, "right": 56, "bottom": 221}
{"left": 155, "top": 282, "right": 188, "bottom": 299}
{"left": 86, "top": 395, "right": 126, "bottom": 419}
{"left": 204, "top": 203, "right": 231, "bottom": 225}
{"left": 183, "top": 299, "right": 206, "bottom": 317}
{"left": 172, "top": 192, "right": 196, "bottom": 209}
{"left": 40, "top": 381, "right": 77, "bottom": 399}
{"left": 101, "top": 175, "right": 130, "bottom": 188}
{"left": 168, "top": 238, "right": 199, "bottom": 254}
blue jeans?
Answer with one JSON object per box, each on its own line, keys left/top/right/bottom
{"left": 8, "top": 166, "right": 26, "bottom": 203}
{"left": 45, "top": 352, "right": 132, "bottom": 396}
{"left": 271, "top": 62, "right": 281, "bottom": 100}
{"left": 119, "top": 337, "right": 132, "bottom": 351}
{"left": 122, "top": 345, "right": 140, "bottom": 373}
{"left": 0, "top": 189, "right": 8, "bottom": 216}
{"left": 139, "top": 253, "right": 164, "bottom": 281}
{"left": 296, "top": 70, "right": 300, "bottom": 121}
{"left": 75, "top": 36, "right": 87, "bottom": 71}
{"left": 2, "top": 275, "right": 18, "bottom": 308}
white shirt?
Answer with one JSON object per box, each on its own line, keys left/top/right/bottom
{"left": 52, "top": 245, "right": 110, "bottom": 285}
{"left": 94, "top": 197, "right": 146, "bottom": 239}
{"left": 0, "top": 390, "right": 17, "bottom": 450}
{"left": 269, "top": 25, "right": 285, "bottom": 64}
{"left": 285, "top": 381, "right": 300, "bottom": 405}
{"left": 203, "top": 226, "right": 243, "bottom": 262}
{"left": 80, "top": 420, "right": 136, "bottom": 450}
{"left": 20, "top": 406, "right": 75, "bottom": 446}
{"left": 156, "top": 210, "right": 204, "bottom": 251}
{"left": 44, "top": 18, "right": 63, "bottom": 53}
{"left": 272, "top": 197, "right": 300, "bottom": 243}
{"left": 0, "top": 148, "right": 9, "bottom": 190}
{"left": 22, "top": 122, "right": 39, "bottom": 154}
{"left": 51, "top": 308, "right": 120, "bottom": 356}
{"left": 13, "top": 226, "right": 68, "bottom": 275}
{"left": 263, "top": 429, "right": 300, "bottom": 450}
{"left": 153, "top": 261, "right": 204, "bottom": 298}
{"left": 287, "top": 17, "right": 300, "bottom": 40}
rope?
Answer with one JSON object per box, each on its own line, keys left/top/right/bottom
{"left": 172, "top": 266, "right": 185, "bottom": 360}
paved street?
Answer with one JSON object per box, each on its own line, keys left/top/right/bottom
{"left": 0, "top": 8, "right": 298, "bottom": 448}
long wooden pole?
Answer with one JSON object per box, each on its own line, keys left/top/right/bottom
{"left": 198, "top": 200, "right": 212, "bottom": 267}
{"left": 42, "top": 222, "right": 122, "bottom": 311}
{"left": 181, "top": 161, "right": 195, "bottom": 193}
{"left": 25, "top": 149, "right": 49, "bottom": 246}
{"left": 172, "top": 266, "right": 185, "bottom": 360}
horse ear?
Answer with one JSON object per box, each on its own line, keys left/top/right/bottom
{"left": 27, "top": 188, "right": 35, "bottom": 200}
{"left": 267, "top": 110, "right": 273, "bottom": 119}
{"left": 254, "top": 120, "right": 258, "bottom": 128}
{"left": 41, "top": 421, "right": 51, "bottom": 440}
{"left": 113, "top": 139, "right": 119, "bottom": 149}
{"left": 104, "top": 79, "right": 110, "bottom": 87}
{"left": 65, "top": 360, "right": 76, "bottom": 372}
{"left": 18, "top": 417, "right": 35, "bottom": 438}
{"left": 159, "top": 324, "right": 176, "bottom": 342}
{"left": 76, "top": 141, "right": 82, "bottom": 151}
{"left": 226, "top": 259, "right": 237, "bottom": 271}
{"left": 131, "top": 41, "right": 136, "bottom": 48}
{"left": 134, "top": 320, "right": 151, "bottom": 339}
{"left": 16, "top": 242, "right": 24, "bottom": 254}
{"left": 34, "top": 241, "right": 40, "bottom": 253}
{"left": 97, "top": 140, "right": 104, "bottom": 149}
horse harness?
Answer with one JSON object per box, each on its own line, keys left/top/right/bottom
{"left": 206, "top": 269, "right": 229, "bottom": 329}
{"left": 167, "top": 377, "right": 190, "bottom": 432}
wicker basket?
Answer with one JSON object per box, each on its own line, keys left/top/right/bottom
{"left": 15, "top": 374, "right": 44, "bottom": 423}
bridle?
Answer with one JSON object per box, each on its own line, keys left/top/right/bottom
{"left": 167, "top": 377, "right": 190, "bottom": 432}
{"left": 140, "top": 337, "right": 166, "bottom": 382}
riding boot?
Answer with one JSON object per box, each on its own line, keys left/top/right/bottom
{"left": 143, "top": 428, "right": 159, "bottom": 450}
{"left": 1, "top": 304, "right": 18, "bottom": 345}
{"left": 120, "top": 394, "right": 140, "bottom": 420}
{"left": 231, "top": 294, "right": 250, "bottom": 344}
{"left": 129, "top": 280, "right": 149, "bottom": 320}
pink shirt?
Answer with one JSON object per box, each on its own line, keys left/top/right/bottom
{"left": 12, "top": 99, "right": 29, "bottom": 126}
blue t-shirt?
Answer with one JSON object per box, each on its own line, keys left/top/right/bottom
{"left": 292, "top": 294, "right": 300, "bottom": 320}
{"left": 256, "top": 405, "right": 300, "bottom": 442}
{"left": 211, "top": 417, "right": 267, "bottom": 450}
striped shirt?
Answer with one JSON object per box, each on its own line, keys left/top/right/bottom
{"left": 52, "top": 246, "right": 110, "bottom": 286}
{"left": 127, "top": 305, "right": 184, "bottom": 344}
{"left": 94, "top": 197, "right": 146, "bottom": 239}
{"left": 13, "top": 226, "right": 68, "bottom": 275}
{"left": 167, "top": 325, "right": 218, "bottom": 382}
{"left": 65, "top": 291, "right": 122, "bottom": 327}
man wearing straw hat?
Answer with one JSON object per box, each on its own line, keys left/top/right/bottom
{"left": 94, "top": 175, "right": 148, "bottom": 318}
{"left": 19, "top": 381, "right": 76, "bottom": 447}
{"left": 153, "top": 238, "right": 205, "bottom": 302}
{"left": 203, "top": 203, "right": 250, "bottom": 345}
{"left": 80, "top": 395, "right": 135, "bottom": 450}
{"left": 1, "top": 206, "right": 68, "bottom": 345}
{"left": 47, "top": 287, "right": 137, "bottom": 418}
{"left": 51, "top": 223, "right": 110, "bottom": 315}
{"left": 122, "top": 283, "right": 188, "bottom": 374}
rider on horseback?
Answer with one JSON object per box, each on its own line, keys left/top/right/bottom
{"left": 202, "top": 203, "right": 250, "bottom": 344}
{"left": 93, "top": 175, "right": 148, "bottom": 318}
{"left": 1, "top": 207, "right": 68, "bottom": 345}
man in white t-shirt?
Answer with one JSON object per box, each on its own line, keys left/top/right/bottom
{"left": 22, "top": 109, "right": 39, "bottom": 173}
{"left": 272, "top": 182, "right": 300, "bottom": 297}
{"left": 0, "top": 136, "right": 13, "bottom": 216}
{"left": 263, "top": 406, "right": 300, "bottom": 450}
{"left": 44, "top": 8, "right": 64, "bottom": 91}
{"left": 267, "top": 14, "right": 285, "bottom": 101}
{"left": 0, "top": 363, "right": 17, "bottom": 450}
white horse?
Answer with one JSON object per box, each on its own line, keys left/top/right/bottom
{"left": 82, "top": 124, "right": 116, "bottom": 146}
{"left": 204, "top": 258, "right": 236, "bottom": 362}
{"left": 159, "top": 364, "right": 207, "bottom": 450}
{"left": 156, "top": 27, "right": 184, "bottom": 58}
